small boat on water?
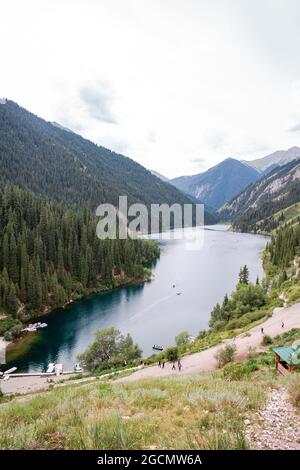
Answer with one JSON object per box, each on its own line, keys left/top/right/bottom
{"left": 176, "top": 292, "right": 182, "bottom": 296}
{"left": 22, "top": 322, "right": 48, "bottom": 333}
{"left": 152, "top": 345, "right": 164, "bottom": 351}
{"left": 23, "top": 326, "right": 37, "bottom": 332}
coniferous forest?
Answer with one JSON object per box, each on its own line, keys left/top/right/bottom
{"left": 0, "top": 185, "right": 159, "bottom": 339}
{"left": 266, "top": 223, "right": 300, "bottom": 269}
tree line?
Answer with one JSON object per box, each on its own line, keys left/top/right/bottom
{"left": 266, "top": 223, "right": 300, "bottom": 269}
{"left": 209, "top": 265, "right": 267, "bottom": 330}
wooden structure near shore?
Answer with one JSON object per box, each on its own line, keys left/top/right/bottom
{"left": 272, "top": 346, "right": 296, "bottom": 375}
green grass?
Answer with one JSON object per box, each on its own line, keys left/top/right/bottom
{"left": 256, "top": 202, "right": 300, "bottom": 234}
{"left": 2, "top": 328, "right": 299, "bottom": 450}
{"left": 272, "top": 202, "right": 300, "bottom": 226}
{"left": 0, "top": 369, "right": 273, "bottom": 450}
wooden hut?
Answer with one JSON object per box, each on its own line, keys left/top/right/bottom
{"left": 272, "top": 347, "right": 296, "bottom": 375}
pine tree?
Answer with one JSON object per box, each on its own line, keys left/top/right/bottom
{"left": 238, "top": 265, "right": 249, "bottom": 285}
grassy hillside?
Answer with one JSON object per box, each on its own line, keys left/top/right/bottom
{"left": 0, "top": 370, "right": 271, "bottom": 450}
{"left": 2, "top": 327, "right": 300, "bottom": 450}
{"left": 255, "top": 202, "right": 300, "bottom": 234}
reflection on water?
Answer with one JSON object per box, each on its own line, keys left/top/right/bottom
{"left": 6, "top": 226, "right": 268, "bottom": 372}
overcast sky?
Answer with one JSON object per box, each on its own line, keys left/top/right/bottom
{"left": 1, "top": 0, "right": 300, "bottom": 178}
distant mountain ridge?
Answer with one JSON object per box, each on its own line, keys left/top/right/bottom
{"left": 218, "top": 159, "right": 300, "bottom": 232}
{"left": 170, "top": 158, "right": 260, "bottom": 210}
{"left": 243, "top": 146, "right": 300, "bottom": 172}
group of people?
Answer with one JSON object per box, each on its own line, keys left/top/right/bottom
{"left": 157, "top": 360, "right": 165, "bottom": 369}
{"left": 158, "top": 359, "right": 182, "bottom": 371}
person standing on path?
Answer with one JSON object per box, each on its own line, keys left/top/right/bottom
{"left": 162, "top": 361, "right": 165, "bottom": 369}
{"left": 172, "top": 362, "right": 176, "bottom": 370}
{"left": 158, "top": 360, "right": 161, "bottom": 368}
{"left": 178, "top": 359, "right": 182, "bottom": 371}
{"left": 261, "top": 327, "right": 264, "bottom": 334}
{"left": 282, "top": 321, "right": 284, "bottom": 328}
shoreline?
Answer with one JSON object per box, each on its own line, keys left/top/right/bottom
{"left": 4, "top": 227, "right": 268, "bottom": 373}
{"left": 4, "top": 272, "right": 155, "bottom": 362}
{"left": 2, "top": 300, "right": 300, "bottom": 395}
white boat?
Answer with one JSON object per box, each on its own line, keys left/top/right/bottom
{"left": 46, "top": 363, "right": 56, "bottom": 373}
{"left": 24, "top": 326, "right": 37, "bottom": 332}
{"left": 22, "top": 322, "right": 47, "bottom": 333}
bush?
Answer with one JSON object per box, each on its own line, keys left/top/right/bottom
{"left": 214, "top": 344, "right": 237, "bottom": 368}
{"left": 175, "top": 331, "right": 190, "bottom": 347}
{"left": 4, "top": 331, "right": 12, "bottom": 341}
{"left": 223, "top": 360, "right": 258, "bottom": 380}
{"left": 197, "top": 330, "right": 207, "bottom": 340}
{"left": 165, "top": 346, "right": 179, "bottom": 362}
{"left": 225, "top": 310, "right": 266, "bottom": 331}
{"left": 0, "top": 317, "right": 22, "bottom": 336}
{"left": 261, "top": 335, "right": 273, "bottom": 346}
{"left": 78, "top": 327, "right": 141, "bottom": 371}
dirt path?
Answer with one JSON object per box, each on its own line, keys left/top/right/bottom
{"left": 118, "top": 301, "right": 300, "bottom": 383}
{"left": 245, "top": 388, "right": 300, "bottom": 450}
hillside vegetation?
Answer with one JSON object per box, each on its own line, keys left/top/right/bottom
{"left": 1, "top": 326, "right": 300, "bottom": 450}
{"left": 0, "top": 370, "right": 271, "bottom": 450}
{"left": 219, "top": 159, "right": 300, "bottom": 232}
{"left": 0, "top": 100, "right": 216, "bottom": 224}
{"left": 0, "top": 185, "right": 159, "bottom": 339}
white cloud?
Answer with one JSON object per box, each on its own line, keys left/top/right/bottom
{"left": 0, "top": 0, "right": 300, "bottom": 178}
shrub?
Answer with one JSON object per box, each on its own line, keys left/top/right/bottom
{"left": 197, "top": 330, "right": 207, "bottom": 340}
{"left": 214, "top": 344, "right": 237, "bottom": 368}
{"left": 165, "top": 346, "right": 179, "bottom": 362}
{"left": 175, "top": 331, "right": 190, "bottom": 347}
{"left": 261, "top": 335, "right": 273, "bottom": 346}
{"left": 247, "top": 346, "right": 258, "bottom": 359}
{"left": 78, "top": 327, "right": 141, "bottom": 371}
{"left": 0, "top": 317, "right": 22, "bottom": 336}
{"left": 223, "top": 360, "right": 258, "bottom": 380}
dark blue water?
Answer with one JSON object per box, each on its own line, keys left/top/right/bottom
{"left": 6, "top": 226, "right": 267, "bottom": 372}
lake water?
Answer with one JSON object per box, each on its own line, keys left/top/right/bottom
{"left": 6, "top": 226, "right": 267, "bottom": 372}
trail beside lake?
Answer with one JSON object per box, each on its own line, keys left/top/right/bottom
{"left": 2, "top": 301, "right": 300, "bottom": 395}
{"left": 118, "top": 301, "right": 300, "bottom": 382}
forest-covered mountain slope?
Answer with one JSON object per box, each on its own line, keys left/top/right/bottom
{"left": 0, "top": 185, "right": 160, "bottom": 338}
{"left": 0, "top": 100, "right": 216, "bottom": 224}
{"left": 218, "top": 159, "right": 300, "bottom": 233}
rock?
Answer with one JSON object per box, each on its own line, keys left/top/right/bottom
{"left": 245, "top": 388, "right": 300, "bottom": 450}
